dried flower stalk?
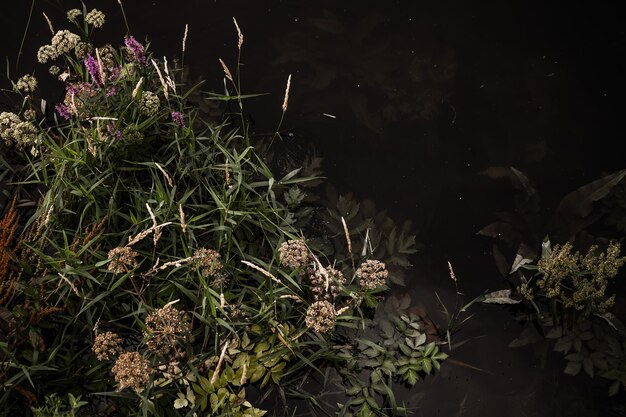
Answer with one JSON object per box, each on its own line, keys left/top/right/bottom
{"left": 233, "top": 17, "right": 243, "bottom": 50}
{"left": 211, "top": 341, "right": 230, "bottom": 384}
{"left": 179, "top": 204, "right": 187, "bottom": 234}
{"left": 241, "top": 260, "right": 281, "bottom": 285}
{"left": 0, "top": 197, "right": 19, "bottom": 305}
{"left": 182, "top": 24, "right": 189, "bottom": 53}
{"left": 341, "top": 216, "right": 355, "bottom": 270}
{"left": 132, "top": 77, "right": 143, "bottom": 99}
{"left": 151, "top": 59, "right": 169, "bottom": 99}
{"left": 282, "top": 74, "right": 292, "bottom": 112}
{"left": 219, "top": 58, "right": 233, "bottom": 82}
{"left": 42, "top": 13, "right": 54, "bottom": 35}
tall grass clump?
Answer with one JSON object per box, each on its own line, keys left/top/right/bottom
{"left": 0, "top": 4, "right": 448, "bottom": 416}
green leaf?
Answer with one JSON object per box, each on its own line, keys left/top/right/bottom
{"left": 564, "top": 361, "right": 581, "bottom": 376}
{"left": 609, "top": 380, "right": 621, "bottom": 396}
{"left": 422, "top": 358, "right": 433, "bottom": 374}
{"left": 405, "top": 369, "right": 418, "bottom": 386}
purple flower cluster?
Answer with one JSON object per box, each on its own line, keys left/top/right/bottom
{"left": 106, "top": 87, "right": 117, "bottom": 97}
{"left": 84, "top": 54, "right": 103, "bottom": 86}
{"left": 106, "top": 123, "right": 122, "bottom": 140}
{"left": 171, "top": 111, "right": 185, "bottom": 128}
{"left": 124, "top": 36, "right": 147, "bottom": 65}
{"left": 55, "top": 103, "right": 71, "bottom": 120}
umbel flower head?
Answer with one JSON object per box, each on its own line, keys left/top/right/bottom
{"left": 107, "top": 246, "right": 139, "bottom": 274}
{"left": 0, "top": 112, "right": 22, "bottom": 145}
{"left": 16, "top": 74, "right": 38, "bottom": 93}
{"left": 85, "top": 9, "right": 105, "bottom": 28}
{"left": 0, "top": 112, "right": 37, "bottom": 148}
{"left": 111, "top": 351, "right": 152, "bottom": 392}
{"left": 37, "top": 30, "right": 80, "bottom": 63}
{"left": 305, "top": 300, "right": 336, "bottom": 333}
{"left": 144, "top": 304, "right": 191, "bottom": 356}
{"left": 356, "top": 259, "right": 389, "bottom": 290}
{"left": 51, "top": 30, "right": 80, "bottom": 56}
{"left": 193, "top": 248, "right": 223, "bottom": 278}
{"left": 92, "top": 331, "right": 123, "bottom": 361}
{"left": 67, "top": 8, "right": 82, "bottom": 23}
{"left": 278, "top": 239, "right": 310, "bottom": 269}
{"left": 140, "top": 91, "right": 160, "bottom": 116}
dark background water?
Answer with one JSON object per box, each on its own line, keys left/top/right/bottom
{"left": 2, "top": 1, "right": 625, "bottom": 416}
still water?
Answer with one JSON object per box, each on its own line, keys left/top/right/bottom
{"left": 1, "top": 0, "right": 625, "bottom": 415}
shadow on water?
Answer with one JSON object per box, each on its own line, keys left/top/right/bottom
{"left": 2, "top": 0, "right": 625, "bottom": 415}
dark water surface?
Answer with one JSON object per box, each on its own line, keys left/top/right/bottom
{"left": 2, "top": 1, "right": 625, "bottom": 416}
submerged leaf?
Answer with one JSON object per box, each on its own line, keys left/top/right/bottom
{"left": 556, "top": 169, "right": 626, "bottom": 218}
{"left": 480, "top": 289, "right": 521, "bottom": 304}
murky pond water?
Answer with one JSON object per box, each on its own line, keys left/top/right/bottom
{"left": 2, "top": 0, "right": 625, "bottom": 415}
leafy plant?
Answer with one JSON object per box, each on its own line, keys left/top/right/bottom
{"left": 0, "top": 3, "right": 447, "bottom": 416}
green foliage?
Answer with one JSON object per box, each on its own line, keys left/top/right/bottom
{"left": 330, "top": 296, "right": 447, "bottom": 417}
{"left": 31, "top": 393, "right": 87, "bottom": 417}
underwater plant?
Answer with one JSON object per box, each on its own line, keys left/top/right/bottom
{"left": 479, "top": 167, "right": 626, "bottom": 396}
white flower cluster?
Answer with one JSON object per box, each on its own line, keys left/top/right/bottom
{"left": 140, "top": 91, "right": 161, "bottom": 117}
{"left": 67, "top": 8, "right": 82, "bottom": 23}
{"left": 37, "top": 30, "right": 80, "bottom": 63}
{"left": 23, "top": 109, "right": 36, "bottom": 121}
{"left": 16, "top": 74, "right": 38, "bottom": 93}
{"left": 85, "top": 9, "right": 106, "bottom": 28}
{"left": 0, "top": 111, "right": 38, "bottom": 148}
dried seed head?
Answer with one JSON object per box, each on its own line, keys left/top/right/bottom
{"left": 278, "top": 239, "right": 309, "bottom": 269}
{"left": 356, "top": 260, "right": 389, "bottom": 290}
{"left": 193, "top": 248, "right": 223, "bottom": 278}
{"left": 308, "top": 266, "right": 345, "bottom": 301}
{"left": 305, "top": 300, "right": 336, "bottom": 333}
{"left": 107, "top": 246, "right": 139, "bottom": 274}
{"left": 112, "top": 352, "right": 152, "bottom": 392}
{"left": 144, "top": 304, "right": 191, "bottom": 356}
{"left": 92, "top": 331, "right": 123, "bottom": 361}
